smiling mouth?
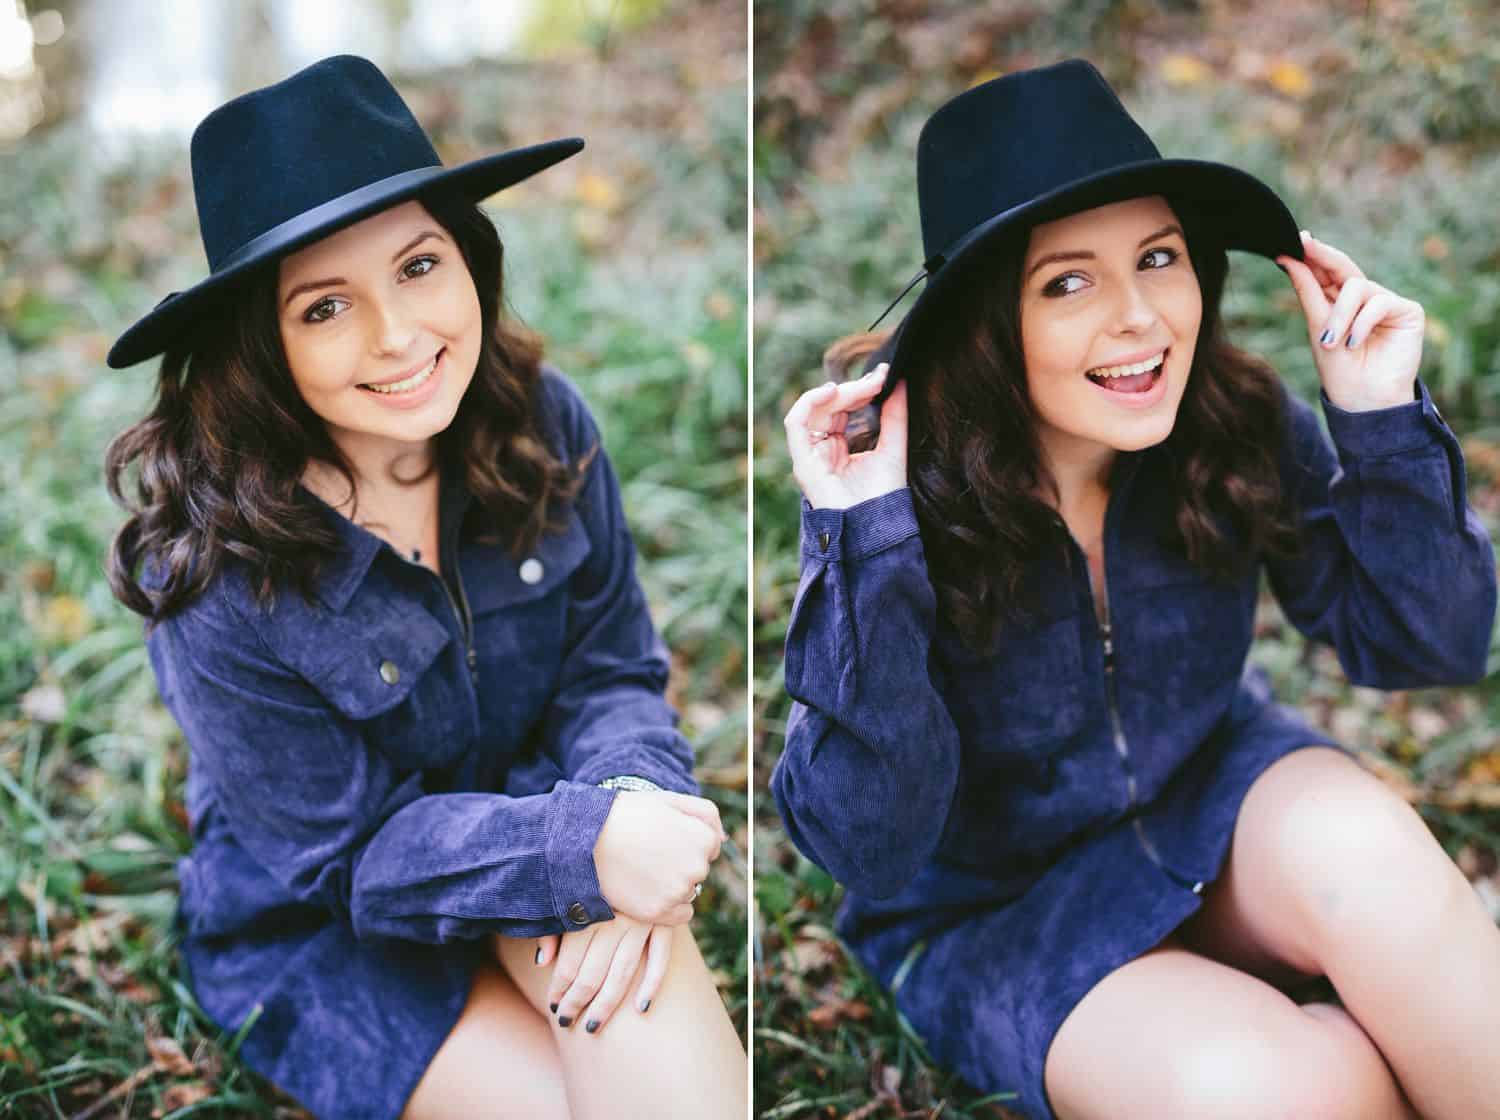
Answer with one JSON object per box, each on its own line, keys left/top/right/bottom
{"left": 360, "top": 349, "right": 443, "bottom": 394}
{"left": 1085, "top": 348, "right": 1166, "bottom": 393}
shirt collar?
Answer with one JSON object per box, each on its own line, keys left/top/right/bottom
{"left": 298, "top": 465, "right": 475, "bottom": 613}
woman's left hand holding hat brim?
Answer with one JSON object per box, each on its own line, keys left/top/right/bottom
{"left": 1277, "top": 230, "right": 1424, "bottom": 413}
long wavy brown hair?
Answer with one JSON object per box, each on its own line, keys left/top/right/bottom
{"left": 826, "top": 195, "right": 1303, "bottom": 653}
{"left": 106, "top": 190, "right": 591, "bottom": 621}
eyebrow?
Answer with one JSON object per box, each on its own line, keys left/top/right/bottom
{"left": 281, "top": 230, "right": 445, "bottom": 309}
{"left": 1025, "top": 223, "right": 1185, "bottom": 282}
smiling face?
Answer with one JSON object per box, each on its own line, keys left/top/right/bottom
{"left": 276, "top": 199, "right": 482, "bottom": 471}
{"left": 1019, "top": 194, "right": 1203, "bottom": 475}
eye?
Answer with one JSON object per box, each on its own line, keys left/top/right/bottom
{"left": 1141, "top": 246, "right": 1178, "bottom": 269}
{"left": 303, "top": 296, "right": 348, "bottom": 324}
{"left": 1042, "top": 272, "right": 1087, "bottom": 298}
{"left": 401, "top": 254, "right": 439, "bottom": 280}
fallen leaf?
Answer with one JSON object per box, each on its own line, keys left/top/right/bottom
{"left": 20, "top": 683, "right": 66, "bottom": 723}
{"left": 1267, "top": 59, "right": 1312, "bottom": 97}
{"left": 147, "top": 1034, "right": 194, "bottom": 1076}
{"left": 1161, "top": 55, "right": 1210, "bottom": 86}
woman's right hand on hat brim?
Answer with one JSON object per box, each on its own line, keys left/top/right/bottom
{"left": 784, "top": 365, "right": 907, "bottom": 509}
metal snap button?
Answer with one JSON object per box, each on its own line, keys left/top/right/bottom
{"left": 519, "top": 557, "right": 544, "bottom": 584}
{"left": 566, "top": 901, "right": 589, "bottom": 925}
{"left": 378, "top": 660, "right": 400, "bottom": 685}
{"left": 1191, "top": 881, "right": 1205, "bottom": 895}
{"left": 817, "top": 531, "right": 831, "bottom": 551}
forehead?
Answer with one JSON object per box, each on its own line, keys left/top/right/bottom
{"left": 1025, "top": 194, "right": 1179, "bottom": 256}
{"left": 277, "top": 200, "right": 436, "bottom": 286}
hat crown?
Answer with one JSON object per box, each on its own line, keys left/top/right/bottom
{"left": 916, "top": 59, "right": 1160, "bottom": 263}
{"left": 189, "top": 54, "right": 441, "bottom": 270}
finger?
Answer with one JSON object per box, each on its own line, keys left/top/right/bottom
{"left": 546, "top": 927, "right": 594, "bottom": 1016}
{"left": 1343, "top": 289, "right": 1404, "bottom": 350}
{"left": 1300, "top": 230, "right": 1366, "bottom": 284}
{"left": 580, "top": 924, "right": 650, "bottom": 1034}
{"left": 782, "top": 380, "right": 839, "bottom": 436}
{"left": 872, "top": 378, "right": 908, "bottom": 464}
{"left": 1318, "top": 277, "right": 1375, "bottom": 350}
{"left": 1276, "top": 255, "right": 1332, "bottom": 326}
{"left": 555, "top": 925, "right": 621, "bottom": 1029}
{"left": 534, "top": 933, "right": 561, "bottom": 968}
{"left": 659, "top": 792, "right": 726, "bottom": 839}
{"left": 804, "top": 365, "right": 889, "bottom": 433}
{"left": 634, "top": 925, "right": 674, "bottom": 1014}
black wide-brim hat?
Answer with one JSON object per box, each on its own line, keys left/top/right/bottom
{"left": 863, "top": 57, "right": 1304, "bottom": 401}
{"left": 107, "top": 54, "right": 583, "bottom": 369}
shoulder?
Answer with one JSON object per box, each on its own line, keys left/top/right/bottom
{"left": 534, "top": 363, "right": 604, "bottom": 461}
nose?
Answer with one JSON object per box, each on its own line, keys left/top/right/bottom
{"left": 1111, "top": 275, "right": 1160, "bottom": 335}
{"left": 367, "top": 294, "right": 419, "bottom": 358}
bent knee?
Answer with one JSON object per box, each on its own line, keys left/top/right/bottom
{"left": 1167, "top": 1005, "right": 1400, "bottom": 1119}
{"left": 1246, "top": 749, "right": 1459, "bottom": 947}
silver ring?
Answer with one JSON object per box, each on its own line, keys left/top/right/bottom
{"left": 807, "top": 429, "right": 830, "bottom": 443}
{"left": 691, "top": 882, "right": 703, "bottom": 901}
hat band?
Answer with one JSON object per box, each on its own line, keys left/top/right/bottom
{"left": 214, "top": 164, "right": 444, "bottom": 274}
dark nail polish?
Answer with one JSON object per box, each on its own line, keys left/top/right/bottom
{"left": 549, "top": 1002, "right": 558, "bottom": 1013}
{"left": 535, "top": 946, "right": 543, "bottom": 964}
{"left": 557, "top": 1014, "right": 573, "bottom": 1027}
{"left": 1345, "top": 334, "right": 1357, "bottom": 348}
{"left": 638, "top": 998, "right": 651, "bottom": 1013}
{"left": 585, "top": 1019, "right": 599, "bottom": 1033}
{"left": 1319, "top": 329, "right": 1334, "bottom": 345}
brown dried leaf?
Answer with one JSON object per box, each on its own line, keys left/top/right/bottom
{"left": 146, "top": 1034, "right": 194, "bottom": 1076}
{"left": 807, "top": 996, "right": 873, "bottom": 1030}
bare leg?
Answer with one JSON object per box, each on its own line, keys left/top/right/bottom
{"left": 1179, "top": 746, "right": 1500, "bottom": 1119}
{"left": 493, "top": 926, "right": 746, "bottom": 1120}
{"left": 1044, "top": 933, "right": 1416, "bottom": 1119}
{"left": 400, "top": 960, "right": 570, "bottom": 1120}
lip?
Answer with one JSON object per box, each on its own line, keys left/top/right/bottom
{"left": 1084, "top": 345, "right": 1170, "bottom": 375}
{"left": 358, "top": 347, "right": 445, "bottom": 409}
{"left": 1085, "top": 346, "right": 1170, "bottom": 409}
{"left": 364, "top": 348, "right": 443, "bottom": 387}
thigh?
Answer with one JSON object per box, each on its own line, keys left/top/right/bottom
{"left": 493, "top": 926, "right": 746, "bottom": 1120}
{"left": 1044, "top": 934, "right": 1411, "bottom": 1120}
{"left": 400, "top": 961, "right": 569, "bottom": 1120}
{"left": 1178, "top": 745, "right": 1454, "bottom": 982}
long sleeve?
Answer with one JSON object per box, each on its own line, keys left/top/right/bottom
{"left": 532, "top": 372, "right": 699, "bottom": 796}
{"left": 1266, "top": 375, "right": 1497, "bottom": 687}
{"left": 154, "top": 593, "right": 620, "bottom": 945}
{"left": 770, "top": 487, "right": 963, "bottom": 898}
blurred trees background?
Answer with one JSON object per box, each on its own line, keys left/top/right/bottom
{"left": 0, "top": 0, "right": 746, "bottom": 1114}
{"left": 753, "top": 1, "right": 1500, "bottom": 1116}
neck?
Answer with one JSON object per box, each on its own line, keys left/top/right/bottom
{"left": 1037, "top": 428, "right": 1117, "bottom": 526}
{"left": 302, "top": 430, "right": 439, "bottom": 515}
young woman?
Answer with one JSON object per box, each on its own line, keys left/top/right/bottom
{"left": 773, "top": 60, "right": 1498, "bottom": 1120}
{"left": 104, "top": 55, "right": 745, "bottom": 1120}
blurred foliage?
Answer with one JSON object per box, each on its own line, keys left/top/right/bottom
{"left": 753, "top": 1, "right": 1500, "bottom": 1116}
{"left": 0, "top": 1, "right": 746, "bottom": 1114}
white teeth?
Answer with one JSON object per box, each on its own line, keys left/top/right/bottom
{"left": 1087, "top": 351, "right": 1166, "bottom": 379}
{"left": 364, "top": 352, "right": 439, "bottom": 394}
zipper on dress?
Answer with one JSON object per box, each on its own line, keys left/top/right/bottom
{"left": 1067, "top": 518, "right": 1188, "bottom": 883}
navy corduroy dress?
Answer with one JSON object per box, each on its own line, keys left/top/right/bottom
{"left": 771, "top": 375, "right": 1496, "bottom": 1119}
{"left": 146, "top": 368, "right": 698, "bottom": 1120}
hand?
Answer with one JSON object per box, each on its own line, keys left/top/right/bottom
{"left": 593, "top": 790, "right": 723, "bottom": 925}
{"left": 530, "top": 918, "right": 674, "bottom": 1034}
{"left": 1276, "top": 231, "right": 1423, "bottom": 412}
{"left": 783, "top": 364, "right": 908, "bottom": 509}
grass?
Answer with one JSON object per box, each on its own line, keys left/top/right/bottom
{"left": 753, "top": 1, "right": 1500, "bottom": 1115}
{"left": 0, "top": 2, "right": 746, "bottom": 1115}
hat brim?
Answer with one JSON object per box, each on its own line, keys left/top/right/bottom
{"left": 869, "top": 159, "right": 1303, "bottom": 400}
{"left": 106, "top": 137, "right": 584, "bottom": 369}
